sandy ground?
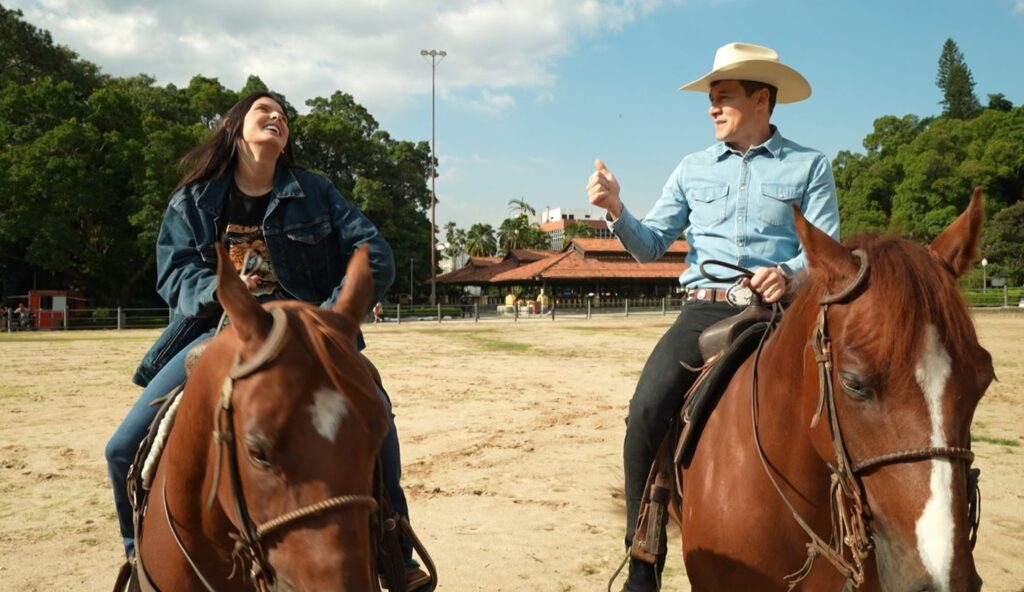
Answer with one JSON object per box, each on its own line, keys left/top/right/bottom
{"left": 0, "top": 312, "right": 1022, "bottom": 592}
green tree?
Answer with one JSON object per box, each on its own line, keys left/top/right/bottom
{"left": 465, "top": 223, "right": 497, "bottom": 257}
{"left": 293, "top": 91, "right": 433, "bottom": 294}
{"left": 442, "top": 221, "right": 466, "bottom": 267}
{"left": 0, "top": 8, "right": 437, "bottom": 305}
{"left": 498, "top": 215, "right": 530, "bottom": 252}
{"left": 936, "top": 39, "right": 981, "bottom": 120}
{"left": 834, "top": 105, "right": 1024, "bottom": 242}
{"left": 0, "top": 78, "right": 156, "bottom": 303}
{"left": 986, "top": 201, "right": 1024, "bottom": 285}
{"left": 0, "top": 4, "right": 100, "bottom": 92}
{"left": 521, "top": 226, "right": 552, "bottom": 249}
{"left": 507, "top": 197, "right": 535, "bottom": 218}
{"left": 183, "top": 75, "right": 237, "bottom": 128}
{"left": 562, "top": 221, "right": 595, "bottom": 248}
{"left": 986, "top": 93, "right": 1013, "bottom": 112}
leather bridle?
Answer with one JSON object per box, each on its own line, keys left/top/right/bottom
{"left": 163, "top": 307, "right": 378, "bottom": 591}
{"left": 750, "top": 249, "right": 980, "bottom": 589}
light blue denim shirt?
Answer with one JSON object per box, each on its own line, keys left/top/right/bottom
{"left": 609, "top": 126, "right": 839, "bottom": 288}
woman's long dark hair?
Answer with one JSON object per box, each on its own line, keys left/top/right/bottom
{"left": 172, "top": 91, "right": 298, "bottom": 195}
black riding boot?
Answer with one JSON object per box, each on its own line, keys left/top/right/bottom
{"left": 621, "top": 556, "right": 662, "bottom": 592}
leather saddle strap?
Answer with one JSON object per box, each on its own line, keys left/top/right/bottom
{"left": 631, "top": 424, "right": 677, "bottom": 564}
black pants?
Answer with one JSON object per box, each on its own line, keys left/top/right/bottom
{"left": 623, "top": 301, "right": 740, "bottom": 548}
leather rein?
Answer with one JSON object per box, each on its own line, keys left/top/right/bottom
{"left": 742, "top": 250, "right": 979, "bottom": 589}
{"left": 162, "top": 307, "right": 378, "bottom": 591}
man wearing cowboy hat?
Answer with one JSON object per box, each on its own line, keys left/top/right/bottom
{"left": 586, "top": 42, "right": 840, "bottom": 591}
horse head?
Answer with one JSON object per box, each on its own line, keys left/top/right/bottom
{"left": 791, "top": 188, "right": 993, "bottom": 592}
{"left": 206, "top": 242, "right": 389, "bottom": 591}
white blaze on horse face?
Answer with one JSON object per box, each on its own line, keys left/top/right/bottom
{"left": 913, "top": 323, "right": 954, "bottom": 592}
{"left": 309, "top": 387, "right": 349, "bottom": 443}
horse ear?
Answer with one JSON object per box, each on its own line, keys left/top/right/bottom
{"left": 215, "top": 243, "right": 272, "bottom": 343}
{"left": 331, "top": 245, "right": 374, "bottom": 324}
{"left": 791, "top": 204, "right": 859, "bottom": 285}
{"left": 928, "top": 187, "right": 984, "bottom": 278}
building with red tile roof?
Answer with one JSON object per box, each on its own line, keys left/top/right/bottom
{"left": 436, "top": 238, "right": 689, "bottom": 300}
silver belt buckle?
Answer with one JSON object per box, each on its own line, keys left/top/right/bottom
{"left": 725, "top": 284, "right": 752, "bottom": 306}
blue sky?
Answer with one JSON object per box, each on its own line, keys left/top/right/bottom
{"left": 9, "top": 0, "right": 1024, "bottom": 231}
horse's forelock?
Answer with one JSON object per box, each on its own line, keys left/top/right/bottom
{"left": 286, "top": 306, "right": 384, "bottom": 436}
{"left": 844, "top": 234, "right": 979, "bottom": 380}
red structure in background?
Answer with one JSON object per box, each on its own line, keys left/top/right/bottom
{"left": 24, "top": 289, "right": 86, "bottom": 329}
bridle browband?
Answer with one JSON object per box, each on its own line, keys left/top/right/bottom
{"left": 749, "top": 249, "right": 979, "bottom": 589}
{"left": 163, "top": 307, "right": 378, "bottom": 591}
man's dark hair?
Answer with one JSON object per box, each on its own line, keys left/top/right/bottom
{"left": 739, "top": 80, "right": 778, "bottom": 115}
{"left": 711, "top": 79, "right": 778, "bottom": 115}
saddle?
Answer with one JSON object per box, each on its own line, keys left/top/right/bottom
{"left": 114, "top": 339, "right": 438, "bottom": 592}
{"left": 629, "top": 305, "right": 777, "bottom": 565}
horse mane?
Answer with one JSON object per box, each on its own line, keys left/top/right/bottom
{"left": 789, "top": 233, "right": 979, "bottom": 387}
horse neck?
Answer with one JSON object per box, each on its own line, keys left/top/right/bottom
{"left": 166, "top": 372, "right": 239, "bottom": 545}
{"left": 742, "top": 300, "right": 831, "bottom": 481}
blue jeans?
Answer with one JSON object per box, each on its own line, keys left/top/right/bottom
{"left": 105, "top": 331, "right": 416, "bottom": 568}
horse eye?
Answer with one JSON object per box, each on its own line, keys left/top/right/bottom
{"left": 247, "top": 445, "right": 274, "bottom": 469}
{"left": 839, "top": 371, "right": 871, "bottom": 400}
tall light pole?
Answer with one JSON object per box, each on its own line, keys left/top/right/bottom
{"left": 981, "top": 258, "right": 988, "bottom": 293}
{"left": 420, "top": 49, "right": 446, "bottom": 305}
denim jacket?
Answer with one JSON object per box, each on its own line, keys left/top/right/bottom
{"left": 132, "top": 166, "right": 395, "bottom": 387}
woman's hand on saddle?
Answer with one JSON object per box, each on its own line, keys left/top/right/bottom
{"left": 743, "top": 266, "right": 788, "bottom": 304}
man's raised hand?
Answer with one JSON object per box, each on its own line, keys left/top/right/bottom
{"left": 587, "top": 159, "right": 623, "bottom": 219}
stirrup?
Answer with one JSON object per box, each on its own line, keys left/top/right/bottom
{"left": 112, "top": 557, "right": 136, "bottom": 592}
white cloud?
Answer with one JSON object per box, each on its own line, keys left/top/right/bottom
{"left": 8, "top": 0, "right": 663, "bottom": 117}
{"left": 468, "top": 89, "right": 516, "bottom": 116}
{"left": 1016, "top": 0, "right": 1024, "bottom": 14}
{"left": 533, "top": 90, "right": 556, "bottom": 104}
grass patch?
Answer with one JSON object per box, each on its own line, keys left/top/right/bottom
{"left": 462, "top": 335, "right": 532, "bottom": 352}
{"left": 972, "top": 434, "right": 1020, "bottom": 447}
{"left": 562, "top": 325, "right": 627, "bottom": 333}
{"left": 0, "top": 385, "right": 35, "bottom": 399}
{"left": 418, "top": 328, "right": 533, "bottom": 352}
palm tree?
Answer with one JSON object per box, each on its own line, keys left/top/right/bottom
{"left": 507, "top": 197, "right": 536, "bottom": 218}
{"left": 498, "top": 215, "right": 531, "bottom": 252}
{"left": 562, "top": 221, "right": 596, "bottom": 249}
{"left": 465, "top": 223, "right": 497, "bottom": 257}
{"left": 443, "top": 221, "right": 467, "bottom": 267}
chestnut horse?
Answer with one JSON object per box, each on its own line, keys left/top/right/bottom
{"left": 680, "top": 190, "right": 992, "bottom": 591}
{"left": 133, "top": 244, "right": 389, "bottom": 591}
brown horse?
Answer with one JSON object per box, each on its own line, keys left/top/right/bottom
{"left": 134, "top": 244, "right": 389, "bottom": 591}
{"left": 680, "top": 190, "right": 992, "bottom": 591}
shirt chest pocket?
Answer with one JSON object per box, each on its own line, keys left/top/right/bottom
{"left": 687, "top": 185, "right": 729, "bottom": 227}
{"left": 757, "top": 183, "right": 802, "bottom": 227}
{"left": 287, "top": 220, "right": 332, "bottom": 245}
{"left": 284, "top": 219, "right": 335, "bottom": 279}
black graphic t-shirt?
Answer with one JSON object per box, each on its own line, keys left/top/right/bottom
{"left": 222, "top": 183, "right": 282, "bottom": 298}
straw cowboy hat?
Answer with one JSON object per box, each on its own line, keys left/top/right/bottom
{"left": 679, "top": 42, "right": 811, "bottom": 103}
